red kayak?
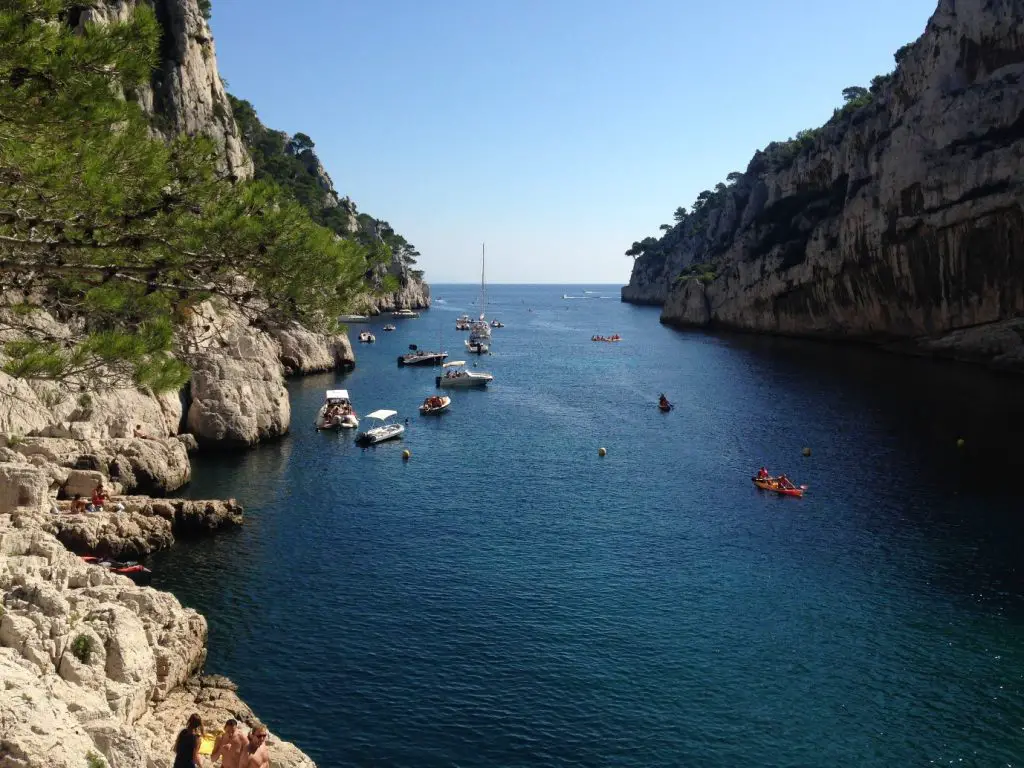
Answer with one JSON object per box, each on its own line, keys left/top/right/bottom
{"left": 752, "top": 477, "right": 805, "bottom": 497}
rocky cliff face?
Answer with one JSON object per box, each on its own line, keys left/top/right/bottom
{"left": 0, "top": 513, "right": 314, "bottom": 768}
{"left": 77, "top": 0, "right": 253, "bottom": 180}
{"left": 623, "top": 0, "right": 1024, "bottom": 370}
{"left": 361, "top": 253, "right": 433, "bottom": 314}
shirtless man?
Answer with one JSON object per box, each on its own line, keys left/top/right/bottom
{"left": 211, "top": 719, "right": 247, "bottom": 768}
{"left": 238, "top": 723, "right": 270, "bottom": 768}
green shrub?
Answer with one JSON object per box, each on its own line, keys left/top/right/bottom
{"left": 86, "top": 750, "right": 107, "bottom": 768}
{"left": 71, "top": 634, "right": 95, "bottom": 665}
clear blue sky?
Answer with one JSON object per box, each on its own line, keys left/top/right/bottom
{"left": 210, "top": 0, "right": 937, "bottom": 284}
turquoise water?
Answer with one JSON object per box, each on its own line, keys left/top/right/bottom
{"left": 151, "top": 284, "right": 1024, "bottom": 767}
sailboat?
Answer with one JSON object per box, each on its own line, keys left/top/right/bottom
{"left": 468, "top": 244, "right": 491, "bottom": 347}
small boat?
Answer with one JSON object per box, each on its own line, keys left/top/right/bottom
{"left": 338, "top": 314, "right": 370, "bottom": 324}
{"left": 751, "top": 476, "right": 805, "bottom": 497}
{"left": 490, "top": 320, "right": 504, "bottom": 328}
{"left": 392, "top": 309, "right": 420, "bottom": 319}
{"left": 355, "top": 409, "right": 405, "bottom": 445}
{"left": 315, "top": 389, "right": 359, "bottom": 430}
{"left": 419, "top": 395, "right": 451, "bottom": 415}
{"left": 658, "top": 401, "right": 673, "bottom": 412}
{"left": 465, "top": 338, "right": 489, "bottom": 354}
{"left": 358, "top": 331, "right": 376, "bottom": 343}
{"left": 397, "top": 344, "right": 448, "bottom": 366}
{"left": 382, "top": 324, "right": 396, "bottom": 332}
{"left": 592, "top": 334, "right": 622, "bottom": 342}
{"left": 436, "top": 360, "right": 493, "bottom": 389}
{"left": 455, "top": 314, "right": 472, "bottom": 331}
{"left": 81, "top": 555, "right": 152, "bottom": 585}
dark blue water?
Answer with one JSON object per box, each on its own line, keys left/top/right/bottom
{"left": 150, "top": 284, "right": 1024, "bottom": 767}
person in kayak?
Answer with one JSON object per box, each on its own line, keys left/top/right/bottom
{"left": 659, "top": 394, "right": 671, "bottom": 409}
{"left": 757, "top": 467, "right": 770, "bottom": 480}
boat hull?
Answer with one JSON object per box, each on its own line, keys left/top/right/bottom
{"left": 355, "top": 424, "right": 405, "bottom": 445}
{"left": 398, "top": 353, "right": 448, "bottom": 366}
{"left": 436, "top": 374, "right": 492, "bottom": 389}
{"left": 752, "top": 478, "right": 804, "bottom": 497}
{"left": 419, "top": 396, "right": 451, "bottom": 415}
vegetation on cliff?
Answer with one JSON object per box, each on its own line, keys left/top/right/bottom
{"left": 228, "top": 95, "right": 423, "bottom": 285}
{"left": 0, "top": 1, "right": 370, "bottom": 391}
{"left": 624, "top": 63, "right": 900, "bottom": 267}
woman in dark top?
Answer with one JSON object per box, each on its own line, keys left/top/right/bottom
{"left": 173, "top": 713, "right": 203, "bottom": 768}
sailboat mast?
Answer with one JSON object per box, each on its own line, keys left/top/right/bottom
{"left": 481, "top": 243, "right": 486, "bottom": 319}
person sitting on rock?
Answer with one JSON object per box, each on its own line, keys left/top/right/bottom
{"left": 133, "top": 423, "right": 155, "bottom": 440}
{"left": 91, "top": 483, "right": 108, "bottom": 510}
{"left": 70, "top": 494, "right": 87, "bottom": 514}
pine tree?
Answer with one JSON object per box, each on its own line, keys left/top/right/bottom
{"left": 0, "top": 1, "right": 372, "bottom": 392}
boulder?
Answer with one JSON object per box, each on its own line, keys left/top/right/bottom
{"left": 183, "top": 303, "right": 290, "bottom": 446}
{"left": 0, "top": 463, "right": 50, "bottom": 514}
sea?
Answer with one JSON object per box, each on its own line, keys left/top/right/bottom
{"left": 149, "top": 283, "right": 1024, "bottom": 767}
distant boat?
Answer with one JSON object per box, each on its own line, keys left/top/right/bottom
{"left": 339, "top": 314, "right": 370, "bottom": 323}
{"left": 469, "top": 244, "right": 491, "bottom": 343}
{"left": 382, "top": 324, "right": 396, "bottom": 332}
{"left": 392, "top": 309, "right": 419, "bottom": 319}
{"left": 358, "top": 331, "right": 375, "bottom": 343}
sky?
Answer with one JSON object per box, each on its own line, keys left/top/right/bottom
{"left": 209, "top": 0, "right": 938, "bottom": 284}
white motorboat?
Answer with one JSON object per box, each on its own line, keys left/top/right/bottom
{"left": 455, "top": 314, "right": 471, "bottom": 331}
{"left": 358, "top": 331, "right": 376, "bottom": 343}
{"left": 355, "top": 409, "right": 405, "bottom": 445}
{"left": 339, "top": 314, "right": 371, "bottom": 323}
{"left": 435, "top": 360, "right": 493, "bottom": 389}
{"left": 392, "top": 309, "right": 420, "bottom": 319}
{"left": 314, "top": 390, "right": 359, "bottom": 430}
{"left": 465, "top": 338, "right": 488, "bottom": 354}
{"left": 383, "top": 324, "right": 396, "bottom": 332}
{"left": 490, "top": 319, "right": 504, "bottom": 328}
{"left": 419, "top": 395, "right": 451, "bottom": 415}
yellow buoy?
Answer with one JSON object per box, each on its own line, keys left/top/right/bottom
{"left": 598, "top": 447, "right": 607, "bottom": 457}
{"left": 802, "top": 447, "right": 811, "bottom": 457}
{"left": 402, "top": 449, "right": 411, "bottom": 461}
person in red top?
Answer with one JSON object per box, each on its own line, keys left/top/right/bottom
{"left": 91, "top": 483, "right": 108, "bottom": 510}
{"left": 757, "top": 467, "right": 770, "bottom": 480}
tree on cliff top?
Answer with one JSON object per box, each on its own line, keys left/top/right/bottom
{"left": 0, "top": 0, "right": 371, "bottom": 392}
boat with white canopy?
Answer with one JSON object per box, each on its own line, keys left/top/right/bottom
{"left": 354, "top": 409, "right": 404, "bottom": 445}
{"left": 314, "top": 389, "right": 358, "bottom": 430}
{"left": 435, "top": 360, "right": 493, "bottom": 389}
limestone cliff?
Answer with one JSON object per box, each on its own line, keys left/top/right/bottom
{"left": 622, "top": 0, "right": 1024, "bottom": 370}
{"left": 77, "top": 0, "right": 253, "bottom": 180}
{"left": 0, "top": 513, "right": 314, "bottom": 768}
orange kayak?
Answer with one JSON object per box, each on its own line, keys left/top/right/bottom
{"left": 752, "top": 477, "right": 804, "bottom": 497}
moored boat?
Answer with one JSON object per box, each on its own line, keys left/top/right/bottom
{"left": 315, "top": 390, "right": 359, "bottom": 430}
{"left": 455, "top": 314, "right": 472, "bottom": 331}
{"left": 338, "top": 314, "right": 370, "bottom": 324}
{"left": 490, "top": 319, "right": 504, "bottom": 328}
{"left": 436, "top": 360, "right": 493, "bottom": 388}
{"left": 392, "top": 308, "right": 420, "bottom": 319}
{"left": 355, "top": 409, "right": 405, "bottom": 445}
{"left": 397, "top": 345, "right": 448, "bottom": 366}
{"left": 465, "top": 338, "right": 489, "bottom": 354}
{"left": 358, "top": 331, "right": 376, "bottom": 343}
{"left": 382, "top": 324, "right": 396, "bottom": 332}
{"left": 419, "top": 395, "right": 451, "bottom": 415}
